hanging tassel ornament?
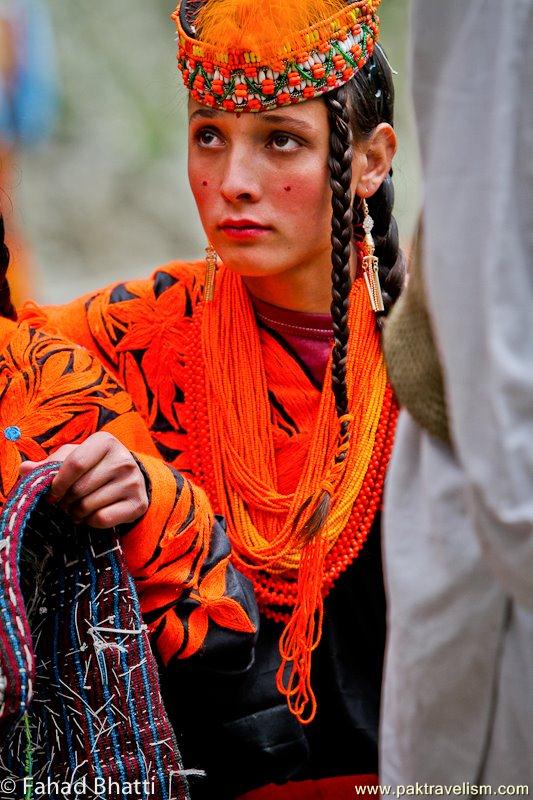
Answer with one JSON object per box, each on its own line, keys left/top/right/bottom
{"left": 204, "top": 243, "right": 218, "bottom": 302}
{"left": 361, "top": 200, "right": 385, "bottom": 313}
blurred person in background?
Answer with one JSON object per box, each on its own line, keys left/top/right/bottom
{"left": 382, "top": 0, "right": 533, "bottom": 790}
{"left": 19, "top": 0, "right": 406, "bottom": 797}
{"left": 0, "top": 0, "right": 57, "bottom": 304}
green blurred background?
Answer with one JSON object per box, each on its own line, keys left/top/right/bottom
{"left": 10, "top": 0, "right": 419, "bottom": 304}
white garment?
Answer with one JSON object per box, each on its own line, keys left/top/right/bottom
{"left": 381, "top": 0, "right": 533, "bottom": 789}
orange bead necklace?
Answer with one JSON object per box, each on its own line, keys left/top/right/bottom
{"left": 185, "top": 266, "right": 397, "bottom": 722}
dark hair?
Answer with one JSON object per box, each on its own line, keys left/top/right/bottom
{"left": 324, "top": 46, "right": 405, "bottom": 422}
{"left": 302, "top": 48, "right": 405, "bottom": 538}
{"left": 347, "top": 46, "right": 405, "bottom": 317}
{"left": 0, "top": 214, "right": 17, "bottom": 321}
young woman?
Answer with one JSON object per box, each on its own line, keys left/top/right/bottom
{"left": 21, "top": 0, "right": 405, "bottom": 796}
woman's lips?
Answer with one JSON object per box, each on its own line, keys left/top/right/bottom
{"left": 218, "top": 220, "right": 272, "bottom": 240}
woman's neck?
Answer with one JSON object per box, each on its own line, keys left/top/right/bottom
{"left": 243, "top": 258, "right": 332, "bottom": 314}
{"left": 242, "top": 249, "right": 359, "bottom": 314}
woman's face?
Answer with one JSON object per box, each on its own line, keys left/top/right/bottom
{"left": 188, "top": 98, "right": 366, "bottom": 281}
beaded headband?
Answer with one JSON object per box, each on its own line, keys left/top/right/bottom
{"left": 172, "top": 0, "right": 381, "bottom": 113}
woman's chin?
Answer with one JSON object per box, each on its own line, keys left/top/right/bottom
{"left": 215, "top": 242, "right": 288, "bottom": 279}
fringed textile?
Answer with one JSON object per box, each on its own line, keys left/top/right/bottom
{"left": 0, "top": 464, "right": 190, "bottom": 799}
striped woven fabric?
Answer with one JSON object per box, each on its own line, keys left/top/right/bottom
{"left": 0, "top": 464, "right": 190, "bottom": 800}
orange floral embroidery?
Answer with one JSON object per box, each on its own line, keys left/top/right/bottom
{"left": 0, "top": 323, "right": 133, "bottom": 501}
{"left": 15, "top": 283, "right": 257, "bottom": 670}
{"left": 154, "top": 612, "right": 186, "bottom": 665}
{"left": 180, "top": 557, "right": 256, "bottom": 659}
{"left": 107, "top": 281, "right": 193, "bottom": 428}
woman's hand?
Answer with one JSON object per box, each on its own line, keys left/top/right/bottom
{"left": 19, "top": 432, "right": 149, "bottom": 529}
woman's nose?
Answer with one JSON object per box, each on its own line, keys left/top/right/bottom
{"left": 220, "top": 147, "right": 261, "bottom": 203}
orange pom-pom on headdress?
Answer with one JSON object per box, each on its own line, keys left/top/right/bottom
{"left": 195, "top": 0, "right": 348, "bottom": 58}
{"left": 172, "top": 0, "right": 381, "bottom": 113}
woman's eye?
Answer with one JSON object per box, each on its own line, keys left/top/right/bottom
{"left": 270, "top": 133, "right": 300, "bottom": 152}
{"left": 195, "top": 128, "right": 223, "bottom": 147}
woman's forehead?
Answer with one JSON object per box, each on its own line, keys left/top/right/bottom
{"left": 188, "top": 97, "right": 328, "bottom": 130}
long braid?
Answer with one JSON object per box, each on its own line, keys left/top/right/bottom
{"left": 302, "top": 85, "right": 353, "bottom": 539}
{"left": 0, "top": 214, "right": 16, "bottom": 321}
{"left": 325, "top": 45, "right": 405, "bottom": 416}
{"left": 302, "top": 48, "right": 405, "bottom": 539}
{"left": 325, "top": 84, "right": 353, "bottom": 429}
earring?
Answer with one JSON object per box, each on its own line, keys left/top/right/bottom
{"left": 204, "top": 243, "right": 218, "bottom": 302}
{"left": 361, "top": 199, "right": 385, "bottom": 314}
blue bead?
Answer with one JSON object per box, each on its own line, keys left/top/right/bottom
{"left": 4, "top": 426, "right": 22, "bottom": 442}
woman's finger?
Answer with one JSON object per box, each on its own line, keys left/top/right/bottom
{"left": 83, "top": 498, "right": 149, "bottom": 530}
{"left": 67, "top": 480, "right": 133, "bottom": 522}
{"left": 19, "top": 445, "right": 78, "bottom": 477}
{"left": 50, "top": 433, "right": 114, "bottom": 501}
{"left": 61, "top": 460, "right": 116, "bottom": 506}
{"left": 19, "top": 460, "right": 42, "bottom": 477}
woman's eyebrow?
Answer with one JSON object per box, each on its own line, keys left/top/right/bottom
{"left": 189, "top": 108, "right": 223, "bottom": 122}
{"left": 190, "top": 107, "right": 316, "bottom": 134}
{"left": 260, "top": 113, "right": 316, "bottom": 134}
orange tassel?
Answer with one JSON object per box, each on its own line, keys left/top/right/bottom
{"left": 276, "top": 534, "right": 327, "bottom": 723}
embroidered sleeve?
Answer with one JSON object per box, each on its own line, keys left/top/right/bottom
{"left": 19, "top": 261, "right": 205, "bottom": 473}
{"left": 0, "top": 321, "right": 141, "bottom": 502}
{"left": 0, "top": 321, "right": 258, "bottom": 670}
{"left": 124, "top": 452, "right": 258, "bottom": 671}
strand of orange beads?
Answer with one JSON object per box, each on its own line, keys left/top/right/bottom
{"left": 245, "top": 387, "right": 397, "bottom": 623}
{"left": 184, "top": 270, "right": 397, "bottom": 622}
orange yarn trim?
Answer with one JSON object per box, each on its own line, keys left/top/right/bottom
{"left": 186, "top": 266, "right": 394, "bottom": 723}
{"left": 173, "top": 0, "right": 379, "bottom": 67}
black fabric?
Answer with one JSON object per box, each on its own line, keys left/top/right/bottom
{"left": 151, "top": 514, "right": 259, "bottom": 668}
{"left": 162, "top": 515, "right": 385, "bottom": 799}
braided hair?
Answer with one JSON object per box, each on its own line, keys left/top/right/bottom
{"left": 324, "top": 45, "right": 405, "bottom": 418}
{"left": 0, "top": 214, "right": 16, "bottom": 321}
{"left": 303, "top": 47, "right": 405, "bottom": 538}
{"left": 325, "top": 83, "right": 353, "bottom": 439}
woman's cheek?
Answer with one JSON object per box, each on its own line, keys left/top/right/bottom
{"left": 275, "top": 171, "right": 330, "bottom": 236}
{"left": 189, "top": 168, "right": 216, "bottom": 232}
{"left": 276, "top": 161, "right": 328, "bottom": 205}
{"left": 189, "top": 160, "right": 206, "bottom": 202}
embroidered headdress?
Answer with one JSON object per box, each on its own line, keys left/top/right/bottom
{"left": 172, "top": 0, "right": 381, "bottom": 113}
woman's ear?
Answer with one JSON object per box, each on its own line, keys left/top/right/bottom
{"left": 354, "top": 123, "right": 397, "bottom": 198}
